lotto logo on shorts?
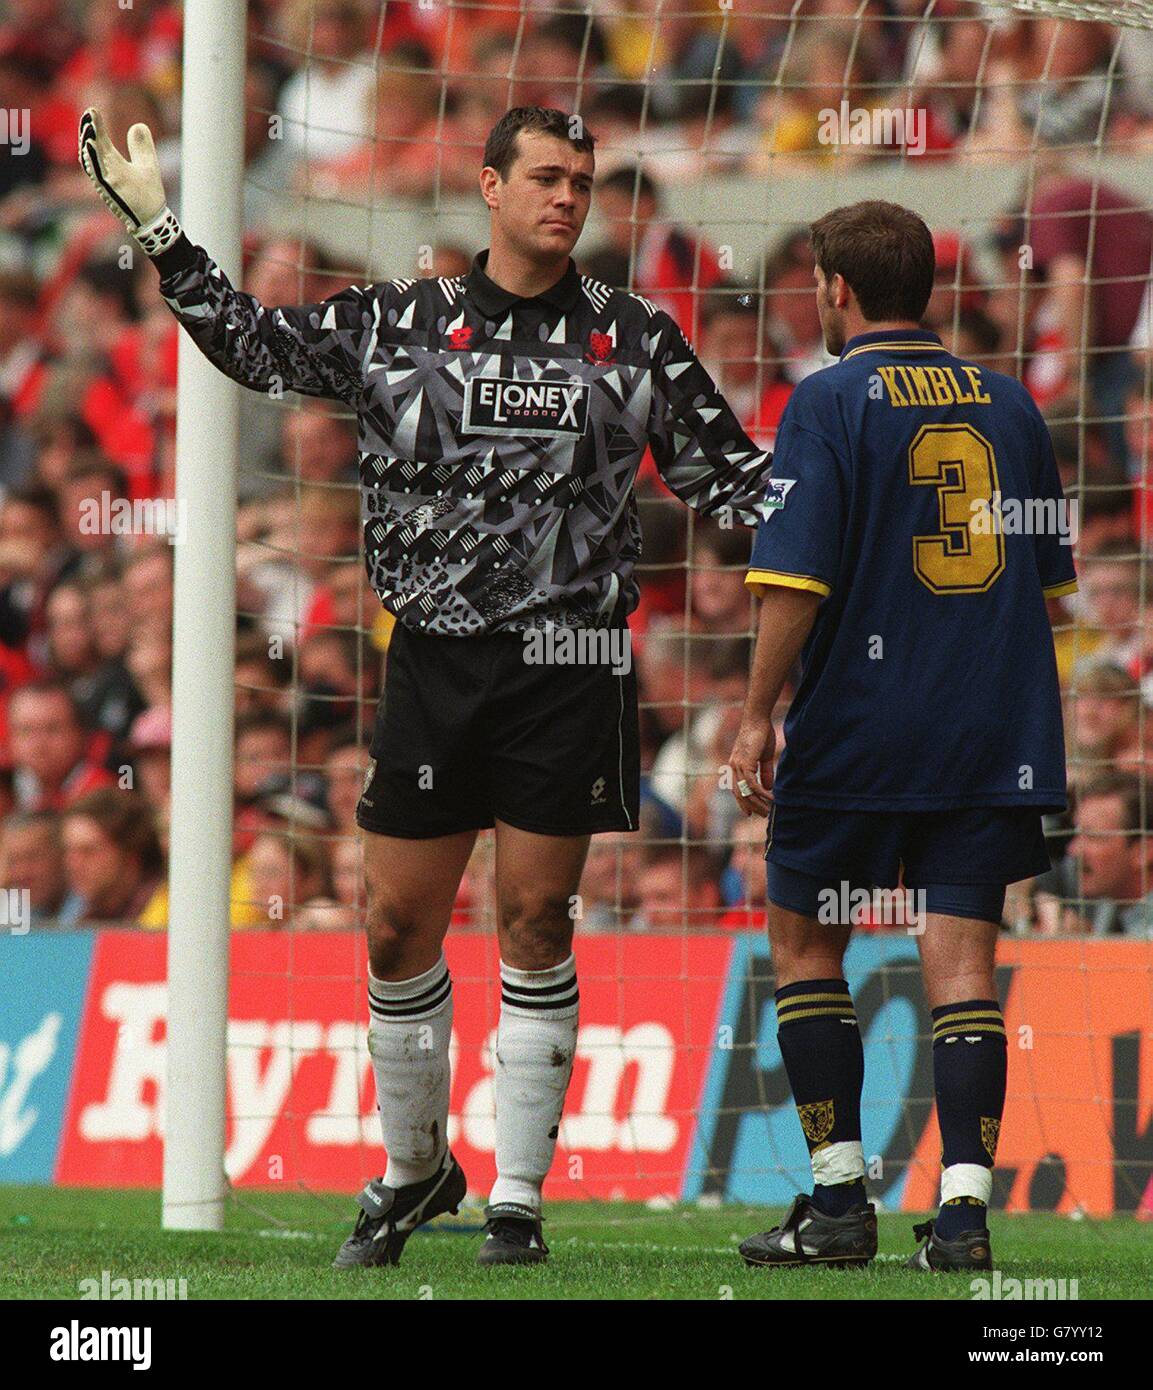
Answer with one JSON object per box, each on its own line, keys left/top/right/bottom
{"left": 462, "top": 376, "right": 590, "bottom": 438}
{"left": 359, "top": 757, "right": 377, "bottom": 808}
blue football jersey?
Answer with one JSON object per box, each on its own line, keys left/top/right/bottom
{"left": 747, "top": 328, "right": 1077, "bottom": 812}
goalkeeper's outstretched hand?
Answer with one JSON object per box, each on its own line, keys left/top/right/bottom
{"left": 78, "top": 107, "right": 182, "bottom": 259}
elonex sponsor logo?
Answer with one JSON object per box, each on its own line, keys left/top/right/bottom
{"left": 522, "top": 626, "right": 632, "bottom": 676}
{"left": 463, "top": 376, "right": 590, "bottom": 437}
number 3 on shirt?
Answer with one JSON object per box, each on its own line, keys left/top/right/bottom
{"left": 908, "top": 423, "right": 1005, "bottom": 594}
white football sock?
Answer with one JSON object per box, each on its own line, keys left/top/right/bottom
{"left": 490, "top": 954, "right": 579, "bottom": 1212}
{"left": 367, "top": 956, "right": 453, "bottom": 1189}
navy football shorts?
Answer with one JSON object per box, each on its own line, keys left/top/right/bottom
{"left": 763, "top": 801, "right": 1053, "bottom": 924}
{"left": 356, "top": 618, "right": 640, "bottom": 839}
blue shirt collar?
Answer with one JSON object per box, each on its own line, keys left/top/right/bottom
{"left": 840, "top": 327, "right": 943, "bottom": 361}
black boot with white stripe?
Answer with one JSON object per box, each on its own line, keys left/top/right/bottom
{"left": 905, "top": 1219, "right": 993, "bottom": 1272}
{"left": 332, "top": 1151, "right": 467, "bottom": 1269}
{"left": 739, "top": 1193, "right": 877, "bottom": 1269}
{"left": 476, "top": 1202, "right": 549, "bottom": 1266}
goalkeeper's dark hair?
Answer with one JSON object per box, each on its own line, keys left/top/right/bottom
{"left": 483, "top": 107, "right": 596, "bottom": 179}
{"left": 810, "top": 200, "right": 935, "bottom": 323}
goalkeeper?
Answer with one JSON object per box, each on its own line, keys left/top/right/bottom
{"left": 80, "top": 105, "right": 772, "bottom": 1268}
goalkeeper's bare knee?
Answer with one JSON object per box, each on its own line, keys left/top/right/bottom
{"left": 365, "top": 901, "right": 448, "bottom": 980}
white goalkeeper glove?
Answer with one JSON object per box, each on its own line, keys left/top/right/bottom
{"left": 78, "top": 107, "right": 183, "bottom": 259}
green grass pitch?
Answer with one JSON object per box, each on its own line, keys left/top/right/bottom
{"left": 1, "top": 1187, "right": 1148, "bottom": 1300}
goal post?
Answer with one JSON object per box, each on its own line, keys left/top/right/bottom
{"left": 161, "top": 0, "right": 247, "bottom": 1233}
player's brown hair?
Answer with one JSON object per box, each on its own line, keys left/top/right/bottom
{"left": 809, "top": 200, "right": 935, "bottom": 324}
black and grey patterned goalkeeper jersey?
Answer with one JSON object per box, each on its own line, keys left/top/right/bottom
{"left": 154, "top": 238, "right": 773, "bottom": 636}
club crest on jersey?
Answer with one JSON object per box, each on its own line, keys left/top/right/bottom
{"left": 585, "top": 331, "right": 615, "bottom": 364}
{"left": 448, "top": 326, "right": 473, "bottom": 350}
{"left": 762, "top": 477, "right": 797, "bottom": 520}
{"left": 463, "top": 376, "right": 590, "bottom": 437}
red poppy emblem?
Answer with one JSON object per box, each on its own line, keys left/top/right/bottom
{"left": 586, "top": 331, "right": 614, "bottom": 364}
{"left": 449, "top": 326, "right": 473, "bottom": 350}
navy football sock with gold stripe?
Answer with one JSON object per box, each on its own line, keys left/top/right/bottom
{"left": 775, "top": 978, "right": 867, "bottom": 1217}
{"left": 931, "top": 999, "right": 1006, "bottom": 1239}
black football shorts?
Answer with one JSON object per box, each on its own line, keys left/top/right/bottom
{"left": 356, "top": 618, "right": 640, "bottom": 839}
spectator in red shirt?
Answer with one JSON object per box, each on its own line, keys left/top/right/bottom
{"left": 0, "top": 269, "right": 45, "bottom": 491}
{"left": 0, "top": 0, "right": 82, "bottom": 75}
{"left": 632, "top": 844, "right": 722, "bottom": 932}
{"left": 323, "top": 733, "right": 368, "bottom": 836}
{"left": 761, "top": 228, "right": 832, "bottom": 384}
{"left": 1026, "top": 172, "right": 1153, "bottom": 470}
{"left": 127, "top": 704, "right": 171, "bottom": 813}
{"left": 0, "top": 483, "right": 69, "bottom": 661}
{"left": 301, "top": 40, "right": 479, "bottom": 201}
{"left": 595, "top": 165, "right": 723, "bottom": 339}
{"left": 697, "top": 286, "right": 792, "bottom": 449}
{"left": 719, "top": 812, "right": 768, "bottom": 931}
{"left": 925, "top": 230, "right": 986, "bottom": 335}
{"left": 8, "top": 679, "right": 116, "bottom": 812}
{"left": 45, "top": 577, "right": 144, "bottom": 748}
{"left": 54, "top": 458, "right": 130, "bottom": 573}
{"left": 689, "top": 521, "right": 756, "bottom": 637}
{"left": 0, "top": 44, "right": 53, "bottom": 211}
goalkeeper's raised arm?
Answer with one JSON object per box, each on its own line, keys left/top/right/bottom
{"left": 78, "top": 106, "right": 370, "bottom": 405}
{"left": 78, "top": 103, "right": 773, "bottom": 640}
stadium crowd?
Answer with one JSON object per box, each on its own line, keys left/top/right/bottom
{"left": 1, "top": 0, "right": 1152, "bottom": 934}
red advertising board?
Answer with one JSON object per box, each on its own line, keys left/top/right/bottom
{"left": 55, "top": 931, "right": 732, "bottom": 1200}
